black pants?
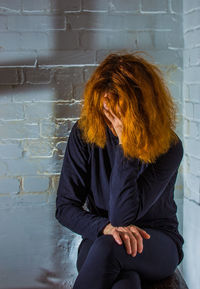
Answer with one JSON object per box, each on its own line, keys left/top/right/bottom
{"left": 73, "top": 228, "right": 179, "bottom": 289}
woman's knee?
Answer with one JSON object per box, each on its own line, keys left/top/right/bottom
{"left": 112, "top": 270, "right": 142, "bottom": 289}
{"left": 90, "top": 234, "right": 120, "bottom": 259}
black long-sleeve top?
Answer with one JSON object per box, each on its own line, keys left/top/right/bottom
{"left": 55, "top": 120, "right": 184, "bottom": 265}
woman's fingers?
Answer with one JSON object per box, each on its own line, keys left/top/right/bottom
{"left": 122, "top": 232, "right": 133, "bottom": 255}
{"left": 112, "top": 229, "right": 123, "bottom": 245}
{"left": 135, "top": 227, "right": 151, "bottom": 239}
{"left": 130, "top": 234, "right": 138, "bottom": 257}
{"left": 115, "top": 229, "right": 137, "bottom": 257}
{"left": 129, "top": 228, "right": 143, "bottom": 254}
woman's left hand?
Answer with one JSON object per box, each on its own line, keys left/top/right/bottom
{"left": 103, "top": 96, "right": 123, "bottom": 144}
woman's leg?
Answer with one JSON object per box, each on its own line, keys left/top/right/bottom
{"left": 111, "top": 269, "right": 142, "bottom": 289}
{"left": 73, "top": 228, "right": 179, "bottom": 289}
{"left": 76, "top": 240, "right": 142, "bottom": 289}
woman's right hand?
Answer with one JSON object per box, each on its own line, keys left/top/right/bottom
{"left": 102, "top": 223, "right": 151, "bottom": 257}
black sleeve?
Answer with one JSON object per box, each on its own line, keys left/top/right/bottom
{"left": 108, "top": 137, "right": 184, "bottom": 227}
{"left": 55, "top": 122, "right": 110, "bottom": 241}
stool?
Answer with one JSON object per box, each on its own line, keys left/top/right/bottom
{"left": 141, "top": 268, "right": 189, "bottom": 289}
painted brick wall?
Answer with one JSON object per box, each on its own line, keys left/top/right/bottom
{"left": 0, "top": 1, "right": 184, "bottom": 288}
{"left": 183, "top": 0, "right": 200, "bottom": 204}
{"left": 182, "top": 0, "right": 200, "bottom": 288}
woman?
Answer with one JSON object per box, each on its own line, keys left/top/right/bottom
{"left": 55, "top": 51, "right": 184, "bottom": 289}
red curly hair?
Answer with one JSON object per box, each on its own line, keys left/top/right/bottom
{"left": 77, "top": 50, "right": 179, "bottom": 164}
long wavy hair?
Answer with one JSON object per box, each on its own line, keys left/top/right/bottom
{"left": 77, "top": 51, "right": 179, "bottom": 164}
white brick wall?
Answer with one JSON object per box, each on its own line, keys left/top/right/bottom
{"left": 0, "top": 0, "right": 186, "bottom": 288}
{"left": 182, "top": 1, "right": 200, "bottom": 288}
{"left": 183, "top": 0, "right": 200, "bottom": 204}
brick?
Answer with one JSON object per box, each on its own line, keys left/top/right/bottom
{"left": 0, "top": 89, "right": 13, "bottom": 103}
{"left": 24, "top": 68, "right": 51, "bottom": 84}
{"left": 189, "top": 85, "right": 200, "bottom": 103}
{"left": 141, "top": 0, "right": 168, "bottom": 12}
{"left": 47, "top": 31, "right": 79, "bottom": 50}
{"left": 51, "top": 0, "right": 81, "bottom": 11}
{"left": 0, "top": 178, "right": 20, "bottom": 194}
{"left": 184, "top": 9, "right": 200, "bottom": 32}
{"left": 194, "top": 104, "right": 200, "bottom": 120}
{"left": 168, "top": 28, "right": 184, "bottom": 48}
{"left": 56, "top": 141, "right": 67, "bottom": 156}
{"left": 137, "top": 31, "right": 154, "bottom": 49}
{"left": 12, "top": 84, "right": 57, "bottom": 102}
{"left": 24, "top": 102, "right": 81, "bottom": 121}
{"left": 184, "top": 102, "right": 194, "bottom": 118}
{"left": 185, "top": 173, "right": 200, "bottom": 193}
{"left": 24, "top": 102, "right": 55, "bottom": 121}
{"left": 184, "top": 29, "right": 200, "bottom": 49}
{"left": 183, "top": 49, "right": 190, "bottom": 67}
{"left": 168, "top": 83, "right": 182, "bottom": 102}
{"left": 0, "top": 103, "right": 24, "bottom": 120}
{"left": 171, "top": 0, "right": 183, "bottom": 13}
{"left": 0, "top": 32, "right": 21, "bottom": 50}
{"left": 51, "top": 175, "right": 60, "bottom": 191}
{"left": 41, "top": 119, "right": 75, "bottom": 138}
{"left": 183, "top": 0, "right": 199, "bottom": 13}
{"left": 188, "top": 47, "right": 200, "bottom": 66}
{"left": 67, "top": 13, "right": 124, "bottom": 30}
{"left": 0, "top": 159, "right": 7, "bottom": 175}
{"left": 0, "top": 0, "right": 21, "bottom": 11}
{"left": 21, "top": 32, "right": 49, "bottom": 50}
{"left": 124, "top": 14, "right": 180, "bottom": 30}
{"left": 0, "top": 51, "right": 36, "bottom": 66}
{"left": 82, "top": 0, "right": 108, "bottom": 11}
{"left": 109, "top": 0, "right": 140, "bottom": 12}
{"left": 189, "top": 121, "right": 199, "bottom": 138}
{"left": 83, "top": 66, "right": 98, "bottom": 82}
{"left": 185, "top": 66, "right": 200, "bottom": 83}
{"left": 23, "top": 176, "right": 49, "bottom": 192}
{"left": 15, "top": 83, "right": 72, "bottom": 103}
{"left": 22, "top": 0, "right": 51, "bottom": 11}
{"left": 0, "top": 143, "right": 22, "bottom": 159}
{"left": 54, "top": 82, "right": 73, "bottom": 101}
{"left": 8, "top": 15, "right": 65, "bottom": 31}
{"left": 183, "top": 83, "right": 189, "bottom": 102}
{"left": 184, "top": 119, "right": 190, "bottom": 136}
{"left": 80, "top": 30, "right": 138, "bottom": 50}
{"left": 37, "top": 50, "right": 96, "bottom": 65}
{"left": 73, "top": 83, "right": 85, "bottom": 100}
{"left": 54, "top": 66, "right": 84, "bottom": 86}
{"left": 5, "top": 155, "right": 63, "bottom": 176}
{"left": 184, "top": 119, "right": 199, "bottom": 138}
{"left": 190, "top": 189, "right": 200, "bottom": 204}
{"left": 4, "top": 158, "right": 40, "bottom": 176}
{"left": 23, "top": 139, "right": 54, "bottom": 157}
{"left": 138, "top": 30, "right": 182, "bottom": 49}
{"left": 189, "top": 156, "right": 200, "bottom": 176}
{"left": 0, "top": 123, "right": 40, "bottom": 139}
{"left": 55, "top": 102, "right": 81, "bottom": 118}
{"left": 0, "top": 69, "right": 19, "bottom": 84}
{"left": 185, "top": 138, "right": 200, "bottom": 158}
{"left": 0, "top": 15, "right": 7, "bottom": 30}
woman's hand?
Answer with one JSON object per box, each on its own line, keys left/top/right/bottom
{"left": 103, "top": 94, "right": 123, "bottom": 144}
{"left": 102, "top": 223, "right": 151, "bottom": 257}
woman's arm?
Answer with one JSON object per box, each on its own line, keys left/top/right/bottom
{"left": 108, "top": 137, "right": 184, "bottom": 227}
{"left": 55, "top": 122, "right": 110, "bottom": 241}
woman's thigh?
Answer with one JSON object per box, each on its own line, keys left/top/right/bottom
{"left": 120, "top": 227, "right": 179, "bottom": 280}
{"left": 76, "top": 237, "right": 94, "bottom": 273}
{"left": 76, "top": 227, "right": 179, "bottom": 281}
